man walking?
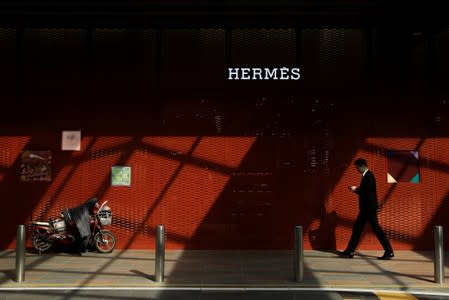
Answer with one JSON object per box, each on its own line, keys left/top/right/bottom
{"left": 337, "top": 158, "right": 394, "bottom": 260}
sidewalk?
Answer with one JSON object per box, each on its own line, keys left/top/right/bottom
{"left": 0, "top": 250, "right": 448, "bottom": 292}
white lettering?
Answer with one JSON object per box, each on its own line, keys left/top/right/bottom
{"left": 241, "top": 68, "right": 251, "bottom": 80}
{"left": 279, "top": 67, "right": 289, "bottom": 80}
{"left": 290, "top": 68, "right": 300, "bottom": 80}
{"left": 252, "top": 68, "right": 263, "bottom": 80}
{"left": 228, "top": 68, "right": 239, "bottom": 80}
{"left": 264, "top": 68, "right": 278, "bottom": 80}
{"left": 227, "top": 67, "right": 301, "bottom": 80}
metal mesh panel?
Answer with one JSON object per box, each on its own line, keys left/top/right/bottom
{"left": 2, "top": 110, "right": 449, "bottom": 250}
{"left": 408, "top": 37, "right": 428, "bottom": 81}
{"left": 92, "top": 29, "right": 155, "bottom": 104}
{"left": 93, "top": 29, "right": 141, "bottom": 64}
{"left": 86, "top": 136, "right": 140, "bottom": 247}
{"left": 192, "top": 137, "right": 254, "bottom": 169}
{"left": 303, "top": 99, "right": 335, "bottom": 175}
{"left": 332, "top": 137, "right": 436, "bottom": 250}
{"left": 0, "top": 137, "right": 31, "bottom": 248}
{"left": 23, "top": 29, "right": 85, "bottom": 65}
{"left": 0, "top": 29, "right": 16, "bottom": 65}
{"left": 2, "top": 24, "right": 449, "bottom": 251}
{"left": 434, "top": 139, "right": 449, "bottom": 228}
{"left": 31, "top": 162, "right": 87, "bottom": 222}
{"left": 227, "top": 97, "right": 299, "bottom": 136}
{"left": 220, "top": 137, "right": 277, "bottom": 248}
{"left": 0, "top": 29, "right": 16, "bottom": 100}
{"left": 22, "top": 29, "right": 85, "bottom": 104}
{"left": 371, "top": 27, "right": 428, "bottom": 84}
{"left": 231, "top": 29, "right": 296, "bottom": 66}
{"left": 161, "top": 29, "right": 225, "bottom": 89}
{"left": 160, "top": 98, "right": 226, "bottom": 135}
{"left": 435, "top": 28, "right": 449, "bottom": 78}
{"left": 301, "top": 29, "right": 366, "bottom": 88}
{"left": 228, "top": 29, "right": 298, "bottom": 91}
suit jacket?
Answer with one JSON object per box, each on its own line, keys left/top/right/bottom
{"left": 355, "top": 170, "right": 379, "bottom": 213}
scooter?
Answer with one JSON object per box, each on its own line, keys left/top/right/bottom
{"left": 31, "top": 200, "right": 116, "bottom": 254}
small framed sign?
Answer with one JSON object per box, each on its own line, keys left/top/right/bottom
{"left": 386, "top": 150, "right": 420, "bottom": 183}
{"left": 20, "top": 150, "right": 52, "bottom": 182}
{"left": 111, "top": 166, "right": 131, "bottom": 187}
{"left": 62, "top": 131, "right": 81, "bottom": 151}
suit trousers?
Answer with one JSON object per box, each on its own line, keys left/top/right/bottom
{"left": 345, "top": 210, "right": 393, "bottom": 253}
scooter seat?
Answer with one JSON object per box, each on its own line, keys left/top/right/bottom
{"left": 32, "top": 221, "right": 50, "bottom": 226}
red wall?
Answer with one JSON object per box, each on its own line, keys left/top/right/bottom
{"left": 1, "top": 95, "right": 449, "bottom": 251}
{"left": 1, "top": 28, "right": 449, "bottom": 251}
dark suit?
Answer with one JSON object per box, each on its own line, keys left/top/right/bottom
{"left": 345, "top": 170, "right": 393, "bottom": 253}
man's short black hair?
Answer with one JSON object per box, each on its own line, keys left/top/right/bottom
{"left": 354, "top": 158, "right": 368, "bottom": 167}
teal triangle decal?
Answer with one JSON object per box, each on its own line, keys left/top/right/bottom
{"left": 410, "top": 173, "right": 420, "bottom": 184}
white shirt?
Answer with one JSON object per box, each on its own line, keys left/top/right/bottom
{"left": 362, "top": 169, "right": 369, "bottom": 177}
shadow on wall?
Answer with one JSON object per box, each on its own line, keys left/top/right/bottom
{"left": 1, "top": 96, "right": 449, "bottom": 252}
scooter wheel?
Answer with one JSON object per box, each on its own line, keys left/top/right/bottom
{"left": 32, "top": 234, "right": 52, "bottom": 254}
{"left": 93, "top": 230, "right": 116, "bottom": 253}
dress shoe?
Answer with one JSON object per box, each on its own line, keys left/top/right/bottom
{"left": 337, "top": 250, "right": 354, "bottom": 258}
{"left": 378, "top": 252, "right": 394, "bottom": 260}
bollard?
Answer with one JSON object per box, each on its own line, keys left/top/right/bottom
{"left": 434, "top": 225, "right": 444, "bottom": 284}
{"left": 15, "top": 225, "right": 26, "bottom": 283}
{"left": 294, "top": 225, "right": 304, "bottom": 282}
{"left": 155, "top": 224, "right": 165, "bottom": 283}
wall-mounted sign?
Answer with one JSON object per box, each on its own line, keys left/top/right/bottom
{"left": 20, "top": 150, "right": 52, "bottom": 182}
{"left": 111, "top": 166, "right": 131, "bottom": 187}
{"left": 387, "top": 150, "right": 420, "bottom": 183}
{"left": 62, "top": 130, "right": 81, "bottom": 151}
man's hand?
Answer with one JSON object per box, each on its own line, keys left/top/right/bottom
{"left": 348, "top": 186, "right": 357, "bottom": 192}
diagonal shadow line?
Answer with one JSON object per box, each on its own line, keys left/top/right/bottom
{"left": 31, "top": 137, "right": 99, "bottom": 221}
{"left": 309, "top": 266, "right": 436, "bottom": 284}
{"left": 17, "top": 268, "right": 153, "bottom": 278}
{"left": 352, "top": 253, "right": 409, "bottom": 287}
{"left": 362, "top": 139, "right": 449, "bottom": 251}
{"left": 304, "top": 253, "right": 433, "bottom": 263}
{"left": 130, "top": 269, "right": 154, "bottom": 281}
{"left": 0, "top": 138, "right": 104, "bottom": 285}
{"left": 0, "top": 252, "right": 73, "bottom": 285}
{"left": 33, "top": 136, "right": 236, "bottom": 234}
{"left": 362, "top": 138, "right": 424, "bottom": 210}
{"left": 20, "top": 134, "right": 438, "bottom": 288}
{"left": 112, "top": 216, "right": 191, "bottom": 244}
{"left": 60, "top": 136, "right": 203, "bottom": 300}
{"left": 57, "top": 136, "right": 146, "bottom": 299}
{"left": 139, "top": 140, "right": 236, "bottom": 175}
{"left": 0, "top": 250, "right": 14, "bottom": 259}
{"left": 335, "top": 215, "right": 418, "bottom": 244}
{"left": 2, "top": 137, "right": 151, "bottom": 285}
{"left": 0, "top": 136, "right": 146, "bottom": 291}
{"left": 7, "top": 135, "right": 237, "bottom": 290}
{"left": 318, "top": 139, "right": 423, "bottom": 250}
{"left": 0, "top": 290, "right": 155, "bottom": 300}
{"left": 414, "top": 189, "right": 449, "bottom": 262}
{"left": 358, "top": 251, "right": 438, "bottom": 285}
{"left": 61, "top": 138, "right": 236, "bottom": 178}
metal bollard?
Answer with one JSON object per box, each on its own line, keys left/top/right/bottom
{"left": 434, "top": 225, "right": 444, "bottom": 284}
{"left": 294, "top": 225, "right": 304, "bottom": 282}
{"left": 15, "top": 225, "right": 26, "bottom": 283}
{"left": 155, "top": 225, "right": 165, "bottom": 283}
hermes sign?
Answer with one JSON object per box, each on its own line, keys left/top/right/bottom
{"left": 227, "top": 67, "right": 300, "bottom": 80}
